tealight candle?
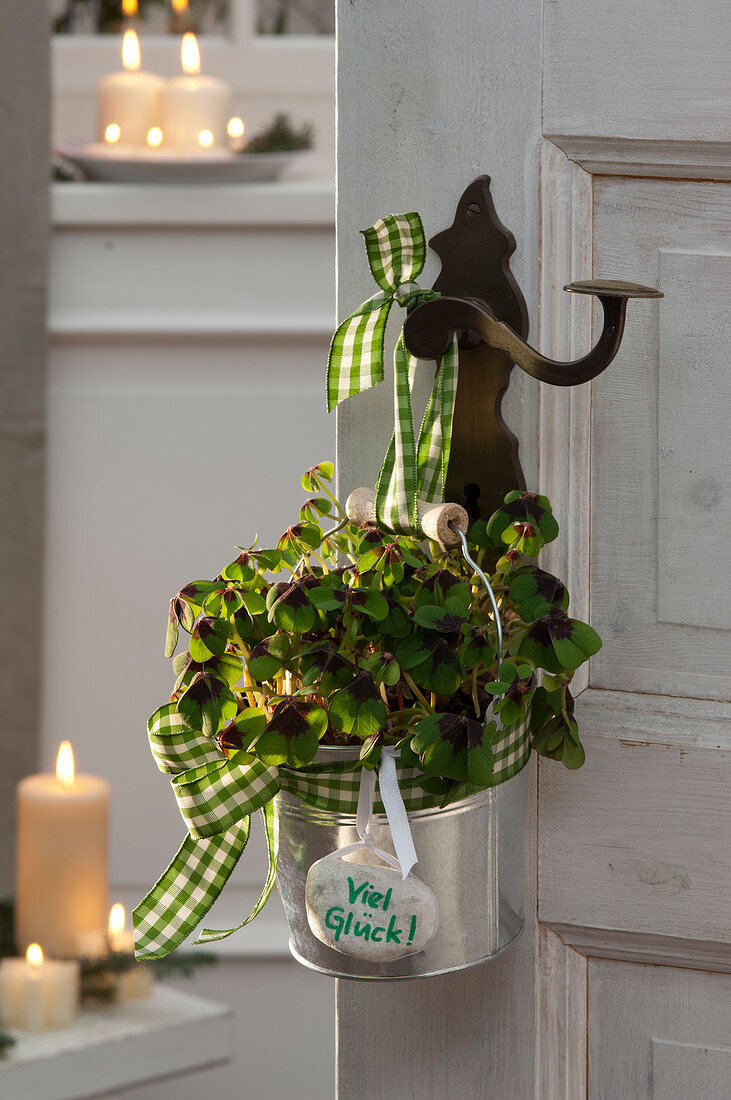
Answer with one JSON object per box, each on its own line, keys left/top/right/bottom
{"left": 15, "top": 742, "right": 110, "bottom": 959}
{"left": 108, "top": 904, "right": 154, "bottom": 1002}
{"left": 160, "top": 34, "right": 232, "bottom": 152}
{"left": 97, "top": 30, "right": 164, "bottom": 147}
{"left": 0, "top": 945, "right": 80, "bottom": 1031}
{"left": 227, "top": 116, "right": 246, "bottom": 152}
{"left": 108, "top": 902, "right": 134, "bottom": 955}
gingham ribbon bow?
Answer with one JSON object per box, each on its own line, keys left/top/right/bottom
{"left": 326, "top": 212, "right": 458, "bottom": 534}
{"left": 133, "top": 704, "right": 281, "bottom": 959}
{"left": 133, "top": 703, "right": 531, "bottom": 958}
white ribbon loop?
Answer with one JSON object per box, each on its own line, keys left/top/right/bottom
{"left": 322, "top": 749, "right": 419, "bottom": 879}
{"left": 378, "top": 748, "right": 418, "bottom": 879}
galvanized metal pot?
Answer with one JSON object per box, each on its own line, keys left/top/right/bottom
{"left": 275, "top": 747, "right": 528, "bottom": 980}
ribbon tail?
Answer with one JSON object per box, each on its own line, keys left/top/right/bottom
{"left": 375, "top": 331, "right": 420, "bottom": 533}
{"left": 417, "top": 334, "right": 459, "bottom": 504}
{"left": 195, "top": 801, "right": 280, "bottom": 944}
{"left": 133, "top": 818, "right": 251, "bottom": 959}
{"left": 326, "top": 297, "right": 392, "bottom": 412}
{"left": 379, "top": 750, "right": 418, "bottom": 879}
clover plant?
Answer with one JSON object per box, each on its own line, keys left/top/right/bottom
{"left": 162, "top": 462, "right": 601, "bottom": 803}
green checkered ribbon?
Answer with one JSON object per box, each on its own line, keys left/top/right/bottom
{"left": 326, "top": 212, "right": 459, "bottom": 534}
{"left": 134, "top": 702, "right": 531, "bottom": 959}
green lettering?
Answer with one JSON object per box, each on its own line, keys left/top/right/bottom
{"left": 368, "top": 891, "right": 384, "bottom": 909}
{"left": 325, "top": 906, "right": 345, "bottom": 941}
{"left": 347, "top": 877, "right": 370, "bottom": 904}
{"left": 383, "top": 887, "right": 392, "bottom": 911}
{"left": 354, "top": 920, "right": 371, "bottom": 940}
{"left": 371, "top": 927, "right": 384, "bottom": 942}
{"left": 386, "top": 914, "right": 402, "bottom": 944}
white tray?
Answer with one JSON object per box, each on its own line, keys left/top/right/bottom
{"left": 56, "top": 144, "right": 309, "bottom": 183}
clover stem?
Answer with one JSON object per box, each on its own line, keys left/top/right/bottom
{"left": 560, "top": 683, "right": 572, "bottom": 727}
{"left": 314, "top": 479, "right": 345, "bottom": 519}
{"left": 308, "top": 551, "right": 330, "bottom": 573}
{"left": 403, "top": 672, "right": 434, "bottom": 713}
{"left": 386, "top": 707, "right": 429, "bottom": 720}
{"left": 379, "top": 680, "right": 390, "bottom": 711}
{"left": 471, "top": 664, "right": 481, "bottom": 718}
{"left": 243, "top": 665, "right": 259, "bottom": 710}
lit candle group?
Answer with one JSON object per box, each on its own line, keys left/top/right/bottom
{"left": 3, "top": 742, "right": 154, "bottom": 1031}
{"left": 96, "top": 30, "right": 244, "bottom": 155}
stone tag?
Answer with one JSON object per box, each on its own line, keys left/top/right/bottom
{"left": 305, "top": 855, "right": 438, "bottom": 961}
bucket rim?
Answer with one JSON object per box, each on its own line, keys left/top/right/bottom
{"left": 275, "top": 762, "right": 528, "bottom": 825}
{"left": 286, "top": 920, "right": 525, "bottom": 981}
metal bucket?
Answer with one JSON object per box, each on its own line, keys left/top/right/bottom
{"left": 275, "top": 748, "right": 528, "bottom": 980}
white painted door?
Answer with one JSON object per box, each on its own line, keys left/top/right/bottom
{"left": 335, "top": 2, "right": 730, "bottom": 1096}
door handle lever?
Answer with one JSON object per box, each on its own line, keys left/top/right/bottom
{"left": 404, "top": 280, "right": 662, "bottom": 388}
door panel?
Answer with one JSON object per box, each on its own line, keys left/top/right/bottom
{"left": 539, "top": 734, "right": 731, "bottom": 942}
{"left": 587, "top": 959, "right": 731, "bottom": 1100}
{"left": 538, "top": 159, "right": 731, "bottom": 1097}
{"left": 544, "top": 0, "right": 730, "bottom": 143}
{"left": 590, "top": 177, "right": 731, "bottom": 698}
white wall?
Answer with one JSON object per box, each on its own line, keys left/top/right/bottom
{"left": 45, "top": 181, "right": 336, "bottom": 1098}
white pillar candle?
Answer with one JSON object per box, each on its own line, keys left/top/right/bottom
{"left": 160, "top": 33, "right": 232, "bottom": 152}
{"left": 15, "top": 742, "right": 110, "bottom": 959}
{"left": 0, "top": 945, "right": 80, "bottom": 1031}
{"left": 97, "top": 30, "right": 164, "bottom": 147}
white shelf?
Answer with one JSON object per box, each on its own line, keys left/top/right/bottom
{"left": 48, "top": 310, "right": 336, "bottom": 340}
{"left": 51, "top": 181, "right": 335, "bottom": 228}
{"left": 0, "top": 985, "right": 233, "bottom": 1099}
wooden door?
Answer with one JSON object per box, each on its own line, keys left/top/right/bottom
{"left": 335, "top": 1, "right": 730, "bottom": 1096}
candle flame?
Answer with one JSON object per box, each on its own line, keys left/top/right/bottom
{"left": 227, "top": 117, "right": 245, "bottom": 139}
{"left": 198, "top": 128, "right": 214, "bottom": 149}
{"left": 109, "top": 903, "right": 126, "bottom": 938}
{"left": 122, "top": 0, "right": 138, "bottom": 15}
{"left": 181, "top": 32, "right": 201, "bottom": 76}
{"left": 56, "top": 741, "right": 75, "bottom": 788}
{"left": 172, "top": 0, "right": 189, "bottom": 11}
{"left": 27, "top": 943, "right": 43, "bottom": 968}
{"left": 147, "top": 126, "right": 163, "bottom": 148}
{"left": 105, "top": 123, "right": 121, "bottom": 144}
{"left": 122, "top": 29, "right": 141, "bottom": 72}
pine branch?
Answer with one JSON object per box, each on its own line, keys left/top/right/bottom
{"left": 0, "top": 1030, "right": 15, "bottom": 1059}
